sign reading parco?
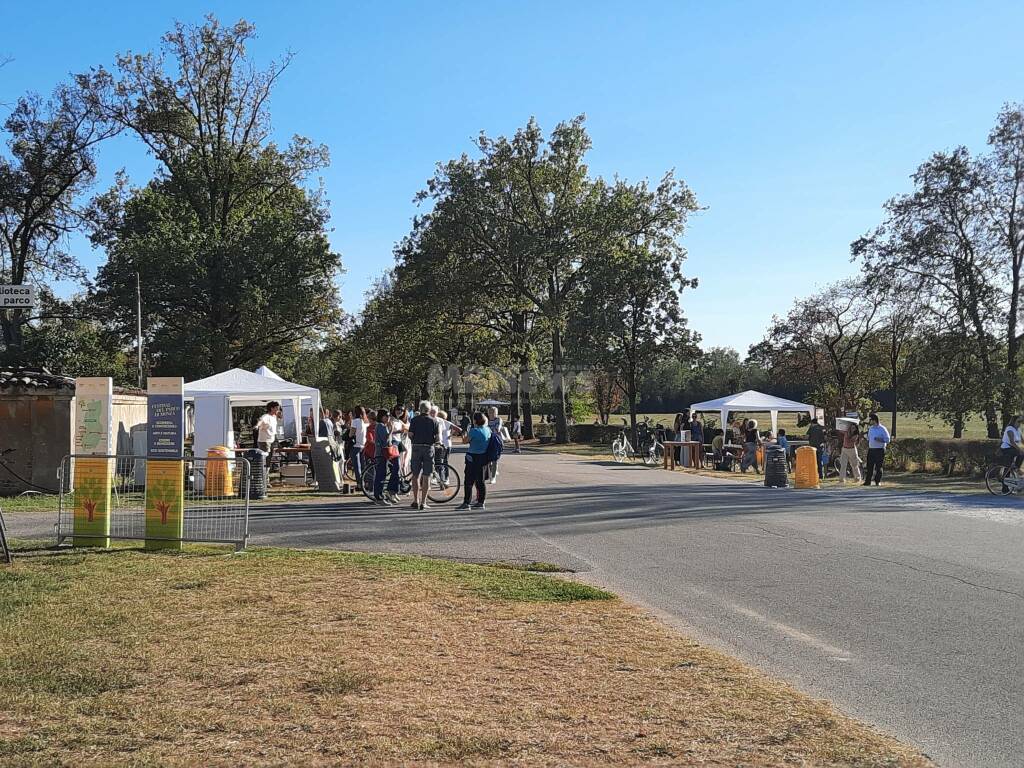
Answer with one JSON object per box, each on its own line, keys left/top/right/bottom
{"left": 0, "top": 285, "right": 36, "bottom": 309}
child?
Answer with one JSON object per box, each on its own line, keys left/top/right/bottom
{"left": 777, "top": 428, "right": 791, "bottom": 471}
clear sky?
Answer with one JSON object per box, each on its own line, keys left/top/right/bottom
{"left": 3, "top": 1, "right": 1022, "bottom": 352}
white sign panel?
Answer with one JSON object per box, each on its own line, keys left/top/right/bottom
{"left": 0, "top": 285, "right": 36, "bottom": 308}
{"left": 74, "top": 377, "right": 114, "bottom": 456}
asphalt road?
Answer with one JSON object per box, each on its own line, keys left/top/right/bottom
{"left": 9, "top": 450, "right": 1024, "bottom": 767}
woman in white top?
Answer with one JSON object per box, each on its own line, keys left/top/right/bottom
{"left": 350, "top": 406, "right": 368, "bottom": 490}
{"left": 1001, "top": 415, "right": 1023, "bottom": 471}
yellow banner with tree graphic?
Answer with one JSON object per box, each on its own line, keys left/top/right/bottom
{"left": 73, "top": 378, "right": 113, "bottom": 547}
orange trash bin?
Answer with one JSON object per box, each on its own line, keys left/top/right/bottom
{"left": 205, "top": 446, "right": 236, "bottom": 497}
{"left": 794, "top": 445, "right": 819, "bottom": 489}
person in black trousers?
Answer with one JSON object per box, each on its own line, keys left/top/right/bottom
{"left": 456, "top": 412, "right": 491, "bottom": 510}
{"left": 807, "top": 418, "right": 826, "bottom": 479}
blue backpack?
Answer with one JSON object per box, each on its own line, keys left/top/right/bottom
{"left": 485, "top": 429, "right": 503, "bottom": 463}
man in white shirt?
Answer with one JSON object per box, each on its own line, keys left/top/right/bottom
{"left": 864, "top": 412, "right": 891, "bottom": 486}
{"left": 256, "top": 401, "right": 281, "bottom": 454}
{"left": 1001, "top": 415, "right": 1023, "bottom": 471}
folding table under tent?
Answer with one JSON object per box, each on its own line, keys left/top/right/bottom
{"left": 689, "top": 390, "right": 815, "bottom": 436}
{"left": 185, "top": 368, "right": 321, "bottom": 490}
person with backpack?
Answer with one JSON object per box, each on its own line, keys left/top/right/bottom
{"left": 486, "top": 406, "right": 507, "bottom": 484}
{"left": 456, "top": 412, "right": 491, "bottom": 510}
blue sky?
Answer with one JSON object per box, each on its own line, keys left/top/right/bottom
{"left": 3, "top": 1, "right": 1022, "bottom": 352}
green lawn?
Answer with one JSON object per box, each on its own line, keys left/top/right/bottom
{"left": 556, "top": 411, "right": 990, "bottom": 439}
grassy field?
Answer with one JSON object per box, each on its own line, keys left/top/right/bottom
{"left": 0, "top": 544, "right": 931, "bottom": 767}
{"left": 555, "top": 411, "right": 990, "bottom": 439}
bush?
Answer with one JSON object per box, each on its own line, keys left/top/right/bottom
{"left": 887, "top": 437, "right": 1001, "bottom": 476}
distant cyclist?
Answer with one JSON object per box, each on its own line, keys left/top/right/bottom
{"left": 1001, "top": 415, "right": 1024, "bottom": 472}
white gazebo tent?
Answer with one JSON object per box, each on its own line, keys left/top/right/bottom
{"left": 689, "top": 390, "right": 815, "bottom": 436}
{"left": 185, "top": 368, "right": 321, "bottom": 486}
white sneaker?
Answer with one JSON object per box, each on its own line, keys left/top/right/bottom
{"left": 489, "top": 478, "right": 497, "bottom": 485}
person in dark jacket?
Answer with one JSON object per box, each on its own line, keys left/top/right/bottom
{"left": 807, "top": 418, "right": 826, "bottom": 479}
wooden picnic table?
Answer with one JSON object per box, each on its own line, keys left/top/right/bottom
{"left": 663, "top": 440, "right": 704, "bottom": 470}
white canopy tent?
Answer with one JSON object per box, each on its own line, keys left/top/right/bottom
{"left": 185, "top": 369, "right": 320, "bottom": 486}
{"left": 689, "top": 390, "right": 815, "bottom": 436}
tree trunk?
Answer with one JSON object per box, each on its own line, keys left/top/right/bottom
{"left": 520, "top": 370, "right": 534, "bottom": 440}
{"left": 0, "top": 309, "right": 25, "bottom": 359}
{"left": 551, "top": 328, "right": 568, "bottom": 443}
{"left": 952, "top": 415, "right": 964, "bottom": 439}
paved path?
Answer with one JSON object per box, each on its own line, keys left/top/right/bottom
{"left": 9, "top": 450, "right": 1024, "bottom": 767}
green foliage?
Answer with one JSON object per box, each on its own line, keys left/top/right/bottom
{"left": 83, "top": 16, "right": 341, "bottom": 378}
{"left": 0, "top": 293, "right": 130, "bottom": 382}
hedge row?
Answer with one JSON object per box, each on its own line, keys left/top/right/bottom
{"left": 884, "top": 438, "right": 1004, "bottom": 476}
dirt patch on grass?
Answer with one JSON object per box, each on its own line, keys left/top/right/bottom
{"left": 0, "top": 546, "right": 931, "bottom": 767}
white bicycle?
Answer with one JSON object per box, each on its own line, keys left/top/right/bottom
{"left": 611, "top": 423, "right": 664, "bottom": 467}
{"left": 985, "top": 462, "right": 1024, "bottom": 496}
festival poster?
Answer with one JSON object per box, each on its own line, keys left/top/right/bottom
{"left": 145, "top": 377, "right": 185, "bottom": 550}
{"left": 73, "top": 378, "right": 113, "bottom": 547}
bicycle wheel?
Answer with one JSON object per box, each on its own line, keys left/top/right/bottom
{"left": 641, "top": 443, "right": 658, "bottom": 466}
{"left": 612, "top": 439, "right": 626, "bottom": 463}
{"left": 361, "top": 463, "right": 376, "bottom": 500}
{"left": 427, "top": 464, "right": 461, "bottom": 504}
{"left": 985, "top": 465, "right": 1013, "bottom": 496}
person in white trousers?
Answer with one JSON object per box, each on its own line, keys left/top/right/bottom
{"left": 839, "top": 423, "right": 862, "bottom": 484}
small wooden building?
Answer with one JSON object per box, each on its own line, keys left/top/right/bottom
{"left": 0, "top": 369, "right": 146, "bottom": 496}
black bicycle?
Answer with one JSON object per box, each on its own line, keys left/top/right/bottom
{"left": 360, "top": 448, "right": 461, "bottom": 504}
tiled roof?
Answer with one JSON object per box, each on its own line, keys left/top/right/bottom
{"left": 0, "top": 369, "right": 144, "bottom": 396}
{"left": 0, "top": 368, "right": 74, "bottom": 390}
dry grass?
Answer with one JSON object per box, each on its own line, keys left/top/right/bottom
{"left": 0, "top": 546, "right": 931, "bottom": 767}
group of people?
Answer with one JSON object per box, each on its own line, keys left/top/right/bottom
{"left": 806, "top": 413, "right": 891, "bottom": 485}
{"left": 295, "top": 402, "right": 519, "bottom": 509}
{"left": 665, "top": 409, "right": 895, "bottom": 485}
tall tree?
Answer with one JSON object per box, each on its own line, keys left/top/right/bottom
{"left": 422, "top": 116, "right": 696, "bottom": 442}
{"left": 0, "top": 82, "right": 117, "bottom": 356}
{"left": 757, "top": 280, "right": 885, "bottom": 416}
{"left": 985, "top": 104, "right": 1024, "bottom": 422}
{"left": 83, "top": 17, "right": 340, "bottom": 375}
{"left": 572, "top": 240, "right": 699, "bottom": 432}
{"left": 855, "top": 149, "right": 1002, "bottom": 436}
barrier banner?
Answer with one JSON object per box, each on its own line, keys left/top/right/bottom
{"left": 145, "top": 377, "right": 184, "bottom": 550}
{"left": 73, "top": 378, "right": 113, "bottom": 547}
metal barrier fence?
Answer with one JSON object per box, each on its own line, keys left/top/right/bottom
{"left": 56, "top": 455, "right": 251, "bottom": 550}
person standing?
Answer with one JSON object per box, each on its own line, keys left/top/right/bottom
{"left": 740, "top": 419, "right": 762, "bottom": 474}
{"left": 807, "top": 418, "right": 826, "bottom": 479}
{"left": 351, "top": 406, "right": 368, "bottom": 491}
{"left": 486, "top": 406, "right": 505, "bottom": 484}
{"left": 864, "top": 412, "right": 891, "bottom": 486}
{"left": 456, "top": 412, "right": 491, "bottom": 510}
{"left": 689, "top": 413, "right": 704, "bottom": 468}
{"left": 511, "top": 415, "right": 523, "bottom": 454}
{"left": 318, "top": 406, "right": 335, "bottom": 440}
{"left": 256, "top": 401, "right": 281, "bottom": 455}
{"left": 373, "top": 408, "right": 400, "bottom": 505}
{"left": 838, "top": 423, "right": 862, "bottom": 484}
{"left": 408, "top": 401, "right": 440, "bottom": 510}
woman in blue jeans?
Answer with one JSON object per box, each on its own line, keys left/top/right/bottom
{"left": 372, "top": 408, "right": 400, "bottom": 505}
{"left": 456, "top": 412, "right": 491, "bottom": 510}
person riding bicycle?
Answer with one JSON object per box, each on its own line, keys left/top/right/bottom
{"left": 1001, "top": 415, "right": 1024, "bottom": 471}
